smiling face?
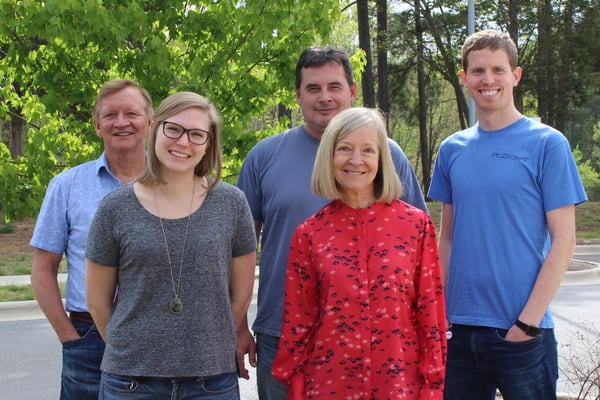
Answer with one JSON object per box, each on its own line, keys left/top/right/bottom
{"left": 333, "top": 127, "right": 380, "bottom": 206}
{"left": 460, "top": 48, "right": 522, "bottom": 118}
{"left": 94, "top": 85, "right": 152, "bottom": 157}
{"left": 296, "top": 61, "right": 357, "bottom": 138}
{"left": 155, "top": 107, "right": 210, "bottom": 176}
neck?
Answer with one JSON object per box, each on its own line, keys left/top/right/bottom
{"left": 156, "top": 175, "right": 203, "bottom": 199}
{"left": 152, "top": 176, "right": 200, "bottom": 219}
{"left": 477, "top": 108, "right": 522, "bottom": 131}
{"left": 106, "top": 150, "right": 146, "bottom": 184}
{"left": 340, "top": 191, "right": 376, "bottom": 209}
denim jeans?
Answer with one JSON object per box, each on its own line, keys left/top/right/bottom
{"left": 99, "top": 371, "right": 239, "bottom": 399}
{"left": 60, "top": 321, "right": 105, "bottom": 400}
{"left": 444, "top": 324, "right": 558, "bottom": 400}
{"left": 255, "top": 333, "right": 287, "bottom": 400}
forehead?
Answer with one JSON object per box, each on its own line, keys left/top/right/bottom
{"left": 165, "top": 107, "right": 211, "bottom": 127}
{"left": 98, "top": 86, "right": 146, "bottom": 112}
{"left": 466, "top": 48, "right": 511, "bottom": 68}
{"left": 300, "top": 61, "right": 348, "bottom": 87}
{"left": 338, "top": 127, "right": 380, "bottom": 144}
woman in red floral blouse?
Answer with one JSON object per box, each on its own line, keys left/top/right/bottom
{"left": 271, "top": 107, "right": 447, "bottom": 399}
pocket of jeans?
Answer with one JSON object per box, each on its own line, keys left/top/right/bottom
{"left": 102, "top": 373, "right": 142, "bottom": 393}
{"left": 201, "top": 372, "right": 238, "bottom": 394}
{"left": 494, "top": 328, "right": 542, "bottom": 345}
{"left": 62, "top": 323, "right": 97, "bottom": 346}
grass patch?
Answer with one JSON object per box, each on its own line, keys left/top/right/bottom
{"left": 574, "top": 202, "right": 600, "bottom": 239}
{"left": 0, "top": 283, "right": 66, "bottom": 302}
{"left": 0, "top": 254, "right": 34, "bottom": 276}
{"left": 0, "top": 254, "right": 67, "bottom": 277}
{"left": 0, "top": 223, "right": 15, "bottom": 234}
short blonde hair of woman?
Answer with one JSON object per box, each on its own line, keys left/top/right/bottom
{"left": 312, "top": 107, "right": 402, "bottom": 202}
{"left": 137, "top": 91, "right": 222, "bottom": 189}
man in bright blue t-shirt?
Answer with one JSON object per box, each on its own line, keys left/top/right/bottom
{"left": 428, "top": 30, "right": 587, "bottom": 400}
{"left": 236, "top": 46, "right": 427, "bottom": 400}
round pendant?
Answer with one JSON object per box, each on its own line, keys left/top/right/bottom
{"left": 170, "top": 297, "right": 183, "bottom": 314}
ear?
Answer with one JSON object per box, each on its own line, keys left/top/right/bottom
{"left": 93, "top": 120, "right": 102, "bottom": 138}
{"left": 512, "top": 66, "right": 523, "bottom": 87}
{"left": 349, "top": 82, "right": 357, "bottom": 102}
{"left": 459, "top": 69, "right": 467, "bottom": 85}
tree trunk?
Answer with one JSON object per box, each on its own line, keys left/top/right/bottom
{"left": 376, "top": 0, "right": 390, "bottom": 132}
{"left": 278, "top": 103, "right": 292, "bottom": 128}
{"left": 537, "top": 0, "right": 552, "bottom": 123}
{"left": 357, "top": 0, "right": 376, "bottom": 108}
{"left": 9, "top": 107, "right": 25, "bottom": 159}
{"left": 507, "top": 0, "right": 523, "bottom": 112}
{"left": 415, "top": 0, "right": 430, "bottom": 194}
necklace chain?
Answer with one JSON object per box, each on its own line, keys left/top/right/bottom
{"left": 154, "top": 178, "right": 196, "bottom": 313}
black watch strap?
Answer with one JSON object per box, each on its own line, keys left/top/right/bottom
{"left": 515, "top": 319, "right": 541, "bottom": 337}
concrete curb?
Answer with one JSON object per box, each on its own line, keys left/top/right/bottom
{"left": 562, "top": 260, "right": 600, "bottom": 285}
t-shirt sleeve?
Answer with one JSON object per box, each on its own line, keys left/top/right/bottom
{"left": 237, "top": 146, "right": 264, "bottom": 223}
{"left": 388, "top": 138, "right": 428, "bottom": 211}
{"left": 85, "top": 195, "right": 119, "bottom": 267}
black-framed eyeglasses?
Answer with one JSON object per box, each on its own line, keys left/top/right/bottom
{"left": 160, "top": 121, "right": 209, "bottom": 145}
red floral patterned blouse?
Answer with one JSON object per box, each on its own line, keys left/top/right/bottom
{"left": 272, "top": 199, "right": 447, "bottom": 399}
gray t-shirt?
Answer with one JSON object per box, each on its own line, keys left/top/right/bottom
{"left": 86, "top": 181, "right": 256, "bottom": 377}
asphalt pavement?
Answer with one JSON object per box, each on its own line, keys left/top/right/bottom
{"left": 1, "top": 248, "right": 599, "bottom": 400}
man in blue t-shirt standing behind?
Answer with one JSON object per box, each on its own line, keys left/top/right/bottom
{"left": 428, "top": 30, "right": 587, "bottom": 399}
{"left": 236, "top": 46, "right": 427, "bottom": 399}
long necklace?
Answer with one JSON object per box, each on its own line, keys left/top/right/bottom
{"left": 154, "top": 179, "right": 195, "bottom": 314}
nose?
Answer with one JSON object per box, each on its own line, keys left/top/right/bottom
{"left": 481, "top": 70, "right": 494, "bottom": 85}
{"left": 114, "top": 113, "right": 131, "bottom": 127}
{"left": 348, "top": 150, "right": 363, "bottom": 165}
{"left": 175, "top": 133, "right": 191, "bottom": 145}
{"left": 318, "top": 89, "right": 334, "bottom": 102}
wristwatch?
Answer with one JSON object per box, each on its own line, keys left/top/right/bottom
{"left": 515, "top": 319, "right": 541, "bottom": 337}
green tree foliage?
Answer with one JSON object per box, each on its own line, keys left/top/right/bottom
{"left": 382, "top": 0, "right": 599, "bottom": 196}
{"left": 0, "top": 0, "right": 341, "bottom": 221}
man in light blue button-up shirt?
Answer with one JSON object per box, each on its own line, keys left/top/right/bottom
{"left": 30, "top": 79, "right": 153, "bottom": 400}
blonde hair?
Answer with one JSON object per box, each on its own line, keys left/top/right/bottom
{"left": 93, "top": 79, "right": 153, "bottom": 124}
{"left": 311, "top": 107, "right": 402, "bottom": 202}
{"left": 137, "top": 91, "right": 222, "bottom": 189}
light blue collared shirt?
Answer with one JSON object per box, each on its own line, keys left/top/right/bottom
{"left": 30, "top": 153, "right": 125, "bottom": 312}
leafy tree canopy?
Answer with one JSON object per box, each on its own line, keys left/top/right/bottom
{"left": 0, "top": 0, "right": 341, "bottom": 221}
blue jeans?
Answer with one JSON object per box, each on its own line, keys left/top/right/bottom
{"left": 61, "top": 321, "right": 105, "bottom": 400}
{"left": 99, "top": 372, "right": 239, "bottom": 399}
{"left": 256, "top": 333, "right": 287, "bottom": 400}
{"left": 444, "top": 324, "right": 558, "bottom": 400}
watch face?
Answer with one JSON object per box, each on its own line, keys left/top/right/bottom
{"left": 528, "top": 326, "right": 541, "bottom": 336}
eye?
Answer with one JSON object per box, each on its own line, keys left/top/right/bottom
{"left": 190, "top": 130, "right": 208, "bottom": 141}
{"left": 335, "top": 145, "right": 351, "bottom": 153}
{"left": 166, "top": 125, "right": 181, "bottom": 134}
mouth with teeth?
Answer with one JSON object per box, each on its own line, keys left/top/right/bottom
{"left": 344, "top": 170, "right": 366, "bottom": 175}
{"left": 480, "top": 89, "right": 500, "bottom": 96}
{"left": 169, "top": 150, "right": 190, "bottom": 158}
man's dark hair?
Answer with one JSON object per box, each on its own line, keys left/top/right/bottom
{"left": 295, "top": 47, "right": 354, "bottom": 89}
